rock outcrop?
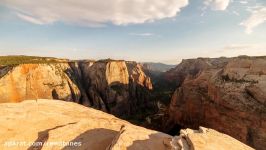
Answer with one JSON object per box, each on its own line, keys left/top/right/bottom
{"left": 0, "top": 63, "right": 84, "bottom": 103}
{"left": 171, "top": 127, "right": 253, "bottom": 150}
{"left": 77, "top": 60, "right": 153, "bottom": 116}
{"left": 0, "top": 100, "right": 253, "bottom": 150}
{"left": 163, "top": 57, "right": 229, "bottom": 87}
{"left": 165, "top": 56, "right": 266, "bottom": 150}
{"left": 0, "top": 59, "right": 153, "bottom": 118}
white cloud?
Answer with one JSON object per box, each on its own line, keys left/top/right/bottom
{"left": 223, "top": 44, "right": 259, "bottom": 51}
{"left": 240, "top": 7, "right": 266, "bottom": 34}
{"left": 232, "top": 11, "right": 240, "bottom": 16}
{"left": 239, "top": 1, "right": 248, "bottom": 5}
{"left": 0, "top": 0, "right": 189, "bottom": 26}
{"left": 129, "top": 33, "right": 155, "bottom": 37}
{"left": 204, "top": 0, "right": 230, "bottom": 11}
{"left": 16, "top": 13, "right": 46, "bottom": 25}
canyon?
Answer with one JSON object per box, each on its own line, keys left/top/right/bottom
{"left": 0, "top": 56, "right": 266, "bottom": 149}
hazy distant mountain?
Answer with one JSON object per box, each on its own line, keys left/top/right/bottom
{"left": 142, "top": 62, "right": 176, "bottom": 73}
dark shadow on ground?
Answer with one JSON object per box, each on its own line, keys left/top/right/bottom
{"left": 62, "top": 128, "right": 118, "bottom": 150}
{"left": 127, "top": 133, "right": 173, "bottom": 150}
{"left": 167, "top": 124, "right": 185, "bottom": 136}
{"left": 27, "top": 122, "right": 77, "bottom": 150}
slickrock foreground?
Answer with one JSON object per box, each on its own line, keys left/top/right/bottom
{"left": 0, "top": 100, "right": 253, "bottom": 150}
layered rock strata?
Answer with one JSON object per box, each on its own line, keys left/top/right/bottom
{"left": 165, "top": 56, "right": 266, "bottom": 150}
{"left": 0, "top": 60, "right": 153, "bottom": 117}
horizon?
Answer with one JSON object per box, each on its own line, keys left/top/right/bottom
{"left": 1, "top": 54, "right": 265, "bottom": 66}
{"left": 0, "top": 0, "right": 266, "bottom": 64}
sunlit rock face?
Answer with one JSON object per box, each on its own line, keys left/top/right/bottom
{"left": 0, "top": 64, "right": 83, "bottom": 103}
{"left": 78, "top": 60, "right": 130, "bottom": 114}
{"left": 0, "top": 59, "right": 153, "bottom": 117}
{"left": 78, "top": 60, "right": 153, "bottom": 116}
{"left": 127, "top": 61, "right": 153, "bottom": 90}
{"left": 165, "top": 56, "right": 266, "bottom": 150}
{"left": 0, "top": 100, "right": 253, "bottom": 150}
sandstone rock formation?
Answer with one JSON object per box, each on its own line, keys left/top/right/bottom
{"left": 163, "top": 57, "right": 229, "bottom": 87}
{"left": 0, "top": 63, "right": 83, "bottom": 103}
{"left": 0, "top": 100, "right": 253, "bottom": 150}
{"left": 171, "top": 127, "right": 253, "bottom": 150}
{"left": 165, "top": 56, "right": 266, "bottom": 150}
{"left": 77, "top": 60, "right": 153, "bottom": 116}
{"left": 0, "top": 59, "right": 153, "bottom": 118}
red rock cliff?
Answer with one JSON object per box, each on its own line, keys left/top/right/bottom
{"left": 165, "top": 56, "right": 266, "bottom": 150}
{"left": 0, "top": 59, "right": 153, "bottom": 118}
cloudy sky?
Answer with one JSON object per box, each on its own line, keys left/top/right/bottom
{"left": 0, "top": 0, "right": 265, "bottom": 64}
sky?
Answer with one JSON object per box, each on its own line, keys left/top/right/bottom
{"left": 0, "top": 0, "right": 265, "bottom": 64}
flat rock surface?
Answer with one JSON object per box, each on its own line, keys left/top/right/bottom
{"left": 0, "top": 100, "right": 253, "bottom": 150}
{"left": 0, "top": 100, "right": 171, "bottom": 150}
